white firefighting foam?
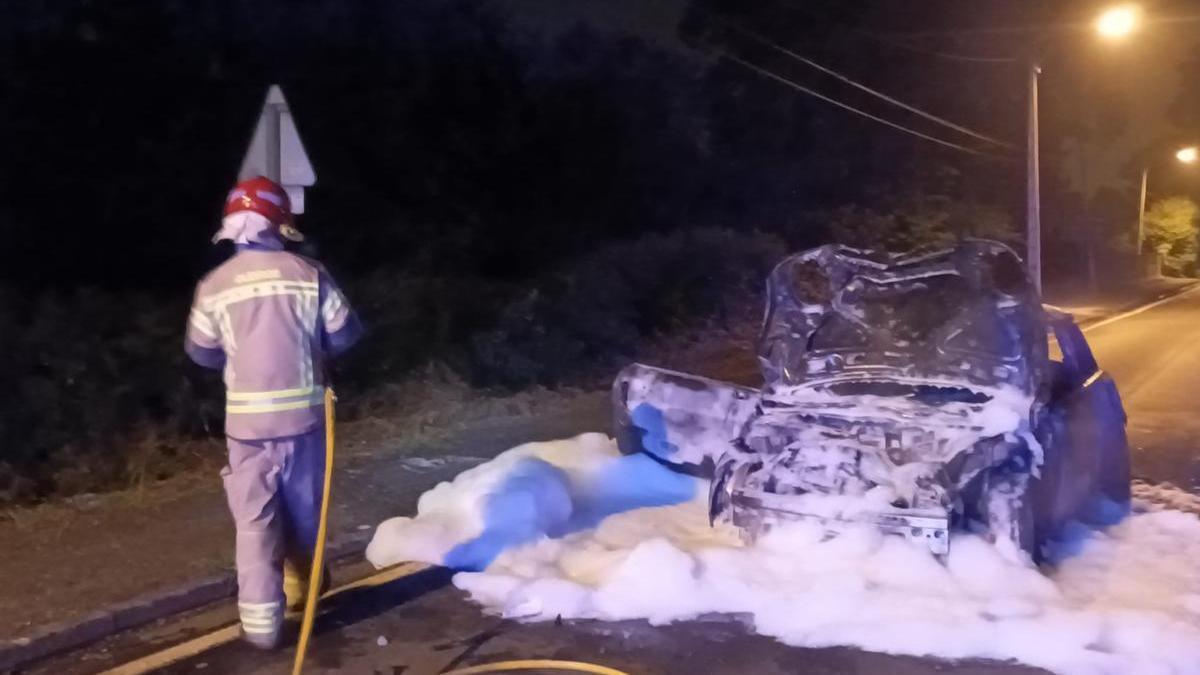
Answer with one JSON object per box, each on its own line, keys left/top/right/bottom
{"left": 367, "top": 434, "right": 1200, "bottom": 675}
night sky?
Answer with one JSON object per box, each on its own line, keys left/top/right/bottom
{"left": 1, "top": 0, "right": 1197, "bottom": 289}
{"left": 509, "top": 0, "right": 1199, "bottom": 197}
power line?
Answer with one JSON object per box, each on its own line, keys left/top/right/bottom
{"left": 885, "top": 20, "right": 1082, "bottom": 39}
{"left": 864, "top": 33, "right": 1019, "bottom": 65}
{"left": 727, "top": 22, "right": 1017, "bottom": 149}
{"left": 725, "top": 53, "right": 1009, "bottom": 159}
{"left": 692, "top": 7, "right": 1017, "bottom": 148}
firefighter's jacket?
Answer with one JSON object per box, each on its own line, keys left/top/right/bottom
{"left": 185, "top": 246, "right": 362, "bottom": 439}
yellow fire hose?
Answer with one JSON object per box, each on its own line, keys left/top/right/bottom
{"left": 441, "top": 660, "right": 630, "bottom": 675}
{"left": 292, "top": 387, "right": 337, "bottom": 675}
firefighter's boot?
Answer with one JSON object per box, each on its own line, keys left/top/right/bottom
{"left": 284, "top": 559, "right": 331, "bottom": 612}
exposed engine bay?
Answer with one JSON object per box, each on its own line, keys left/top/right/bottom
{"left": 614, "top": 241, "right": 1130, "bottom": 559}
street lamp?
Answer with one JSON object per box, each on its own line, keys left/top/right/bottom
{"left": 1027, "top": 63, "right": 1041, "bottom": 293}
{"left": 1136, "top": 146, "right": 1199, "bottom": 252}
{"left": 1025, "top": 5, "right": 1144, "bottom": 293}
{"left": 1021, "top": 4, "right": 1144, "bottom": 292}
{"left": 1096, "top": 4, "right": 1143, "bottom": 40}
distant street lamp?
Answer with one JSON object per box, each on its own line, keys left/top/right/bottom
{"left": 1096, "top": 4, "right": 1143, "bottom": 40}
{"left": 1136, "top": 146, "right": 1199, "bottom": 253}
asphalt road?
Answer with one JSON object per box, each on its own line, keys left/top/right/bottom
{"left": 35, "top": 560, "right": 1044, "bottom": 675}
{"left": 1082, "top": 287, "right": 1200, "bottom": 490}
{"left": 37, "top": 289, "right": 1200, "bottom": 675}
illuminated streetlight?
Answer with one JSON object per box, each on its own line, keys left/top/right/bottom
{"left": 1137, "top": 147, "right": 1200, "bottom": 253}
{"left": 1096, "top": 4, "right": 1143, "bottom": 40}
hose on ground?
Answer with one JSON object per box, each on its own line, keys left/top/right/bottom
{"left": 442, "top": 659, "right": 630, "bottom": 675}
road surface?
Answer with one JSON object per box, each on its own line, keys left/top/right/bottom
{"left": 32, "top": 288, "right": 1200, "bottom": 675}
{"left": 31, "top": 559, "right": 1044, "bottom": 675}
{"left": 1081, "top": 287, "right": 1200, "bottom": 491}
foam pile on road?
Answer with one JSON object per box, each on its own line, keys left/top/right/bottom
{"left": 367, "top": 433, "right": 1200, "bottom": 675}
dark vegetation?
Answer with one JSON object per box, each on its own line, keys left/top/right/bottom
{"left": 0, "top": 228, "right": 784, "bottom": 503}
{"left": 0, "top": 0, "right": 1189, "bottom": 503}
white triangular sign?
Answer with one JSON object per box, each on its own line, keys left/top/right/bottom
{"left": 238, "top": 85, "right": 316, "bottom": 212}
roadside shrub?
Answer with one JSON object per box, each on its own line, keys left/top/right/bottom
{"left": 0, "top": 287, "right": 215, "bottom": 502}
{"left": 823, "top": 194, "right": 1018, "bottom": 253}
{"left": 0, "top": 275, "right": 504, "bottom": 502}
{"left": 337, "top": 273, "right": 513, "bottom": 391}
{"left": 470, "top": 227, "right": 785, "bottom": 388}
{"left": 0, "top": 227, "right": 784, "bottom": 504}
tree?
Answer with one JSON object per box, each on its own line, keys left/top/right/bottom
{"left": 1143, "top": 197, "right": 1199, "bottom": 276}
{"left": 824, "top": 191, "right": 1017, "bottom": 252}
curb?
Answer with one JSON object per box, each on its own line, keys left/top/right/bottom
{"left": 1075, "top": 281, "right": 1200, "bottom": 334}
{"left": 0, "top": 532, "right": 372, "bottom": 672}
{"left": 1062, "top": 281, "right": 1200, "bottom": 330}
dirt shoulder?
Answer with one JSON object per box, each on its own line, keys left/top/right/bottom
{"left": 0, "top": 389, "right": 612, "bottom": 641}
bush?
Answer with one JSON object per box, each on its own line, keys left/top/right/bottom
{"left": 0, "top": 227, "right": 784, "bottom": 504}
{"left": 0, "top": 287, "right": 216, "bottom": 502}
{"left": 0, "top": 274, "right": 512, "bottom": 502}
{"left": 336, "top": 272, "right": 515, "bottom": 398}
{"left": 823, "top": 194, "right": 1017, "bottom": 253}
{"left": 469, "top": 227, "right": 786, "bottom": 388}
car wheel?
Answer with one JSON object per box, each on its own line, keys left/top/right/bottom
{"left": 982, "top": 469, "right": 1039, "bottom": 562}
{"left": 1096, "top": 431, "right": 1132, "bottom": 523}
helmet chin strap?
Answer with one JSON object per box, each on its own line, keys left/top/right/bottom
{"left": 278, "top": 223, "right": 306, "bottom": 243}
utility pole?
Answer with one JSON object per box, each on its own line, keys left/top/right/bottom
{"left": 1136, "top": 167, "right": 1148, "bottom": 254}
{"left": 1026, "top": 62, "right": 1042, "bottom": 295}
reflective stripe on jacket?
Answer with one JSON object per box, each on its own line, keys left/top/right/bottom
{"left": 185, "top": 249, "right": 360, "bottom": 440}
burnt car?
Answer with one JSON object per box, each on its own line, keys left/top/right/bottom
{"left": 613, "top": 240, "right": 1130, "bottom": 560}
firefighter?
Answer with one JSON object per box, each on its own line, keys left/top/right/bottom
{"left": 185, "top": 176, "right": 363, "bottom": 649}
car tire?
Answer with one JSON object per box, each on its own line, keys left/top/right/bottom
{"left": 1097, "top": 431, "right": 1132, "bottom": 522}
{"left": 981, "top": 468, "right": 1039, "bottom": 562}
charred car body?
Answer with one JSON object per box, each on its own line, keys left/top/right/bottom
{"left": 613, "top": 241, "right": 1131, "bottom": 560}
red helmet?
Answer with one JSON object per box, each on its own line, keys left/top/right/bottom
{"left": 223, "top": 176, "right": 303, "bottom": 241}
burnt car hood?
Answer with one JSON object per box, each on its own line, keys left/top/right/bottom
{"left": 756, "top": 240, "right": 1048, "bottom": 396}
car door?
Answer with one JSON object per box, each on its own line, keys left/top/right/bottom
{"left": 1037, "top": 315, "right": 1131, "bottom": 535}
